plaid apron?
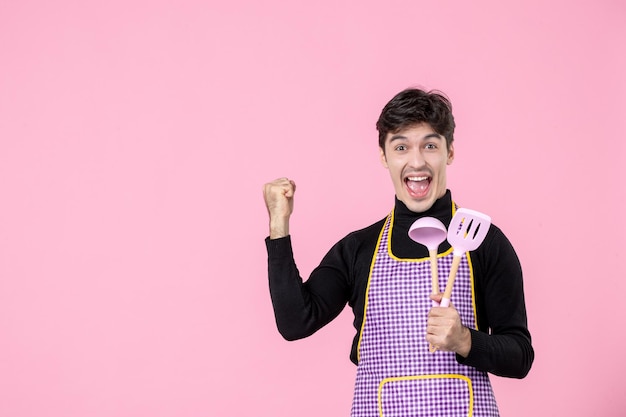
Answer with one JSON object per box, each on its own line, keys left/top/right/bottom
{"left": 350, "top": 213, "right": 499, "bottom": 417}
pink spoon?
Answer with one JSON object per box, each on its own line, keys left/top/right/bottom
{"left": 408, "top": 217, "right": 447, "bottom": 302}
{"left": 409, "top": 217, "right": 447, "bottom": 353}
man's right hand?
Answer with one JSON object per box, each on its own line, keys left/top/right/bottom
{"left": 263, "top": 177, "right": 296, "bottom": 239}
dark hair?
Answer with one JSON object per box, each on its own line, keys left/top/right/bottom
{"left": 376, "top": 88, "right": 455, "bottom": 151}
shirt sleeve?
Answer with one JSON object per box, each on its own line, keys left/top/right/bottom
{"left": 458, "top": 226, "right": 534, "bottom": 378}
{"left": 265, "top": 235, "right": 351, "bottom": 341}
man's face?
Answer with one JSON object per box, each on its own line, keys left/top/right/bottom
{"left": 380, "top": 123, "right": 454, "bottom": 213}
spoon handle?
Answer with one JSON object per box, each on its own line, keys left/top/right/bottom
{"left": 429, "top": 248, "right": 439, "bottom": 297}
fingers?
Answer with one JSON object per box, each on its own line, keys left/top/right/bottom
{"left": 264, "top": 177, "right": 296, "bottom": 199}
{"left": 263, "top": 178, "right": 295, "bottom": 202}
{"left": 425, "top": 305, "right": 463, "bottom": 352}
{"left": 429, "top": 292, "right": 443, "bottom": 305}
{"left": 283, "top": 179, "right": 296, "bottom": 198}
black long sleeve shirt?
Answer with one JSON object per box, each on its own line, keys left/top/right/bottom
{"left": 266, "top": 191, "right": 534, "bottom": 378}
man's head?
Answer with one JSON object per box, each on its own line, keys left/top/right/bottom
{"left": 377, "top": 88, "right": 456, "bottom": 213}
{"left": 377, "top": 88, "right": 455, "bottom": 151}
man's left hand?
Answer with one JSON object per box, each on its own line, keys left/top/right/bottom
{"left": 426, "top": 294, "right": 472, "bottom": 357}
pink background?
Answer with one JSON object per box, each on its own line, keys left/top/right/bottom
{"left": 1, "top": 1, "right": 625, "bottom": 416}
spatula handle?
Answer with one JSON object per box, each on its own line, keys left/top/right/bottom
{"left": 441, "top": 255, "right": 462, "bottom": 308}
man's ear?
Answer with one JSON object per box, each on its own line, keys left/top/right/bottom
{"left": 380, "top": 147, "right": 388, "bottom": 168}
{"left": 447, "top": 144, "right": 455, "bottom": 165}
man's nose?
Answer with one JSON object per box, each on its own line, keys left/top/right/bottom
{"left": 409, "top": 148, "right": 425, "bottom": 167}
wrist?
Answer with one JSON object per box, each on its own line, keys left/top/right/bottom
{"left": 456, "top": 327, "right": 472, "bottom": 358}
{"left": 269, "top": 217, "right": 290, "bottom": 239}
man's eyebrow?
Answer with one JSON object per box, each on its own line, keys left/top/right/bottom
{"left": 389, "top": 133, "right": 442, "bottom": 141}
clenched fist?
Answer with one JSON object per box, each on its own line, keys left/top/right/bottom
{"left": 425, "top": 293, "right": 471, "bottom": 357}
{"left": 263, "top": 177, "right": 296, "bottom": 239}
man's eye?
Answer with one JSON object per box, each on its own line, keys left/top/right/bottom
{"left": 425, "top": 143, "right": 437, "bottom": 150}
{"left": 395, "top": 145, "right": 406, "bottom": 151}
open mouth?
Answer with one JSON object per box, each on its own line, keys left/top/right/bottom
{"left": 404, "top": 175, "right": 431, "bottom": 198}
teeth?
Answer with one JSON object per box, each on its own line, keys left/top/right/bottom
{"left": 407, "top": 176, "right": 428, "bottom": 181}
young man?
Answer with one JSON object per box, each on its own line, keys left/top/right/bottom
{"left": 263, "top": 88, "right": 533, "bottom": 416}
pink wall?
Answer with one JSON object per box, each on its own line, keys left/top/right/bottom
{"left": 1, "top": 1, "right": 625, "bottom": 416}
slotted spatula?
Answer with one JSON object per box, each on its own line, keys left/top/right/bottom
{"left": 441, "top": 208, "right": 492, "bottom": 308}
